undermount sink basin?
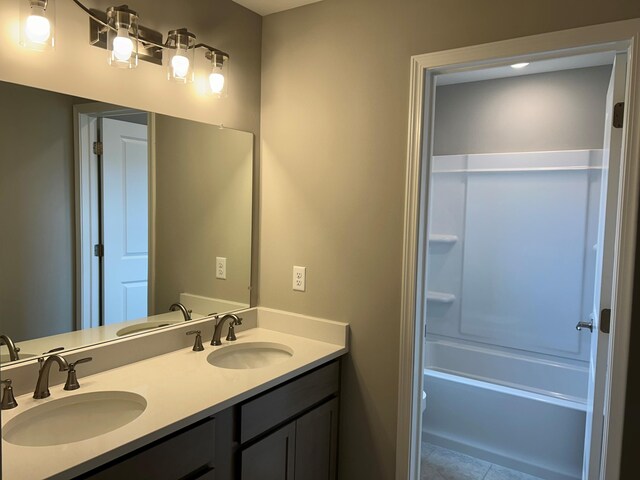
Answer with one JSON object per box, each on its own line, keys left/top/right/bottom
{"left": 207, "top": 342, "right": 293, "bottom": 370}
{"left": 1, "top": 353, "right": 36, "bottom": 363}
{"left": 2, "top": 391, "right": 146, "bottom": 447}
{"left": 116, "top": 321, "right": 175, "bottom": 337}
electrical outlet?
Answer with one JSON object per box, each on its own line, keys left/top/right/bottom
{"left": 293, "top": 266, "right": 306, "bottom": 292}
{"left": 216, "top": 257, "right": 227, "bottom": 279}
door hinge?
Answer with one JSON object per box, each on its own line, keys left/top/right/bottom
{"left": 94, "top": 244, "right": 104, "bottom": 258}
{"left": 93, "top": 141, "right": 103, "bottom": 155}
{"left": 613, "top": 102, "right": 624, "bottom": 128}
{"left": 600, "top": 308, "right": 611, "bottom": 334}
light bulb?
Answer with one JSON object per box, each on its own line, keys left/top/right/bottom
{"left": 25, "top": 13, "right": 50, "bottom": 44}
{"left": 171, "top": 54, "right": 190, "bottom": 78}
{"left": 209, "top": 72, "right": 225, "bottom": 94}
{"left": 112, "top": 27, "right": 133, "bottom": 62}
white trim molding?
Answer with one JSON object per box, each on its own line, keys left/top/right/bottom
{"left": 397, "top": 18, "right": 640, "bottom": 480}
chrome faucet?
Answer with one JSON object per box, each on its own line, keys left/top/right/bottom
{"left": 170, "top": 303, "right": 192, "bottom": 321}
{"left": 211, "top": 314, "right": 242, "bottom": 346}
{"left": 0, "top": 334, "right": 20, "bottom": 361}
{"left": 34, "top": 354, "right": 69, "bottom": 399}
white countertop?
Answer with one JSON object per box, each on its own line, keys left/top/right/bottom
{"left": 2, "top": 318, "right": 348, "bottom": 480}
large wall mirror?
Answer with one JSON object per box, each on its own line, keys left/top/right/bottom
{"left": 0, "top": 81, "right": 254, "bottom": 365}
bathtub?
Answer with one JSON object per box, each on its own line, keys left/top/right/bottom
{"left": 422, "top": 339, "right": 588, "bottom": 480}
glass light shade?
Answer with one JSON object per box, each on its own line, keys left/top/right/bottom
{"left": 208, "top": 52, "right": 229, "bottom": 98}
{"left": 20, "top": 0, "right": 55, "bottom": 51}
{"left": 107, "top": 6, "right": 139, "bottom": 69}
{"left": 165, "top": 29, "right": 196, "bottom": 83}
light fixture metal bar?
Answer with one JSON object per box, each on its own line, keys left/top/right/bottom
{"left": 71, "top": 0, "right": 229, "bottom": 69}
{"left": 195, "top": 43, "right": 229, "bottom": 59}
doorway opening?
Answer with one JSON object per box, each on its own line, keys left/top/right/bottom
{"left": 75, "top": 105, "right": 150, "bottom": 329}
{"left": 397, "top": 20, "right": 640, "bottom": 480}
{"left": 420, "top": 51, "right": 623, "bottom": 480}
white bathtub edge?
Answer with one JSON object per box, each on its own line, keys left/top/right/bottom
{"left": 424, "top": 368, "right": 587, "bottom": 411}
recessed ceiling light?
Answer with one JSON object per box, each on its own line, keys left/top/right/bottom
{"left": 511, "top": 62, "right": 530, "bottom": 69}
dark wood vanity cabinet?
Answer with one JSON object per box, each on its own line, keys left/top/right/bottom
{"left": 75, "top": 360, "right": 340, "bottom": 480}
{"left": 241, "top": 397, "right": 339, "bottom": 480}
{"left": 239, "top": 361, "right": 340, "bottom": 480}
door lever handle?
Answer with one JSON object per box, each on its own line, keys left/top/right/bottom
{"left": 576, "top": 321, "right": 594, "bottom": 333}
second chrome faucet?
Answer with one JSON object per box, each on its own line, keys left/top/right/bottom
{"left": 33, "top": 353, "right": 93, "bottom": 399}
{"left": 34, "top": 354, "right": 69, "bottom": 399}
{"left": 211, "top": 314, "right": 242, "bottom": 346}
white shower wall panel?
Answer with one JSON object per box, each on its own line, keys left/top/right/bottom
{"left": 461, "top": 169, "right": 587, "bottom": 356}
{"left": 426, "top": 150, "right": 602, "bottom": 363}
{"left": 425, "top": 155, "right": 467, "bottom": 330}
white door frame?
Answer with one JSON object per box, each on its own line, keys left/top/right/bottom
{"left": 397, "top": 18, "right": 640, "bottom": 480}
{"left": 73, "top": 103, "right": 152, "bottom": 330}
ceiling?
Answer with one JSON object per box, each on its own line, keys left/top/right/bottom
{"left": 233, "top": 0, "right": 323, "bottom": 16}
{"left": 436, "top": 51, "right": 615, "bottom": 86}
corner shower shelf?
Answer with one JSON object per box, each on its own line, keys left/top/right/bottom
{"left": 428, "top": 234, "right": 458, "bottom": 244}
{"left": 426, "top": 291, "right": 456, "bottom": 304}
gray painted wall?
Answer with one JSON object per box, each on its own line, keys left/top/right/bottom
{"left": 0, "top": 82, "right": 79, "bottom": 341}
{"left": 154, "top": 116, "right": 253, "bottom": 313}
{"left": 434, "top": 66, "right": 611, "bottom": 155}
{"left": 260, "top": 2, "right": 640, "bottom": 478}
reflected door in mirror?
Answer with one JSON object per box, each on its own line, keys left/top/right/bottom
{"left": 102, "top": 119, "right": 149, "bottom": 325}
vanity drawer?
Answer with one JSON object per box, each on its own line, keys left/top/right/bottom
{"left": 82, "top": 418, "right": 215, "bottom": 480}
{"left": 240, "top": 361, "right": 340, "bottom": 443}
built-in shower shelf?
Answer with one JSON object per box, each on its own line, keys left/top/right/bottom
{"left": 428, "top": 234, "right": 458, "bottom": 244}
{"left": 426, "top": 291, "right": 456, "bottom": 304}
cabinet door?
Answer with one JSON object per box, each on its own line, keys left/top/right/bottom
{"left": 295, "top": 398, "right": 339, "bottom": 480}
{"left": 241, "top": 422, "right": 296, "bottom": 480}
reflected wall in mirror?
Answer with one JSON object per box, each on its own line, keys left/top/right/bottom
{"left": 0, "top": 81, "right": 254, "bottom": 365}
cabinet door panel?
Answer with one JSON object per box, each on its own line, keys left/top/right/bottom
{"left": 295, "top": 398, "right": 339, "bottom": 480}
{"left": 241, "top": 423, "right": 295, "bottom": 480}
{"left": 241, "top": 361, "right": 339, "bottom": 443}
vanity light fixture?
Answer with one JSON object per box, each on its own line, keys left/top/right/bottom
{"left": 511, "top": 62, "right": 530, "bottom": 69}
{"left": 106, "top": 5, "right": 138, "bottom": 68}
{"left": 20, "top": 0, "right": 55, "bottom": 50}
{"left": 17, "top": 1, "right": 231, "bottom": 98}
{"left": 205, "top": 49, "right": 229, "bottom": 97}
{"left": 166, "top": 28, "right": 196, "bottom": 83}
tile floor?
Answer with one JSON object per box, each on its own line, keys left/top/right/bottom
{"left": 420, "top": 442, "right": 544, "bottom": 480}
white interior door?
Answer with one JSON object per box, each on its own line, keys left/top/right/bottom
{"left": 583, "top": 53, "right": 626, "bottom": 480}
{"left": 102, "top": 118, "right": 149, "bottom": 325}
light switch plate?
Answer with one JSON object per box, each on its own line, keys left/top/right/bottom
{"left": 216, "top": 257, "right": 227, "bottom": 279}
{"left": 293, "top": 266, "right": 306, "bottom": 292}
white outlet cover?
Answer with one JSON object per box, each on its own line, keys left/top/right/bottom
{"left": 216, "top": 257, "right": 227, "bottom": 280}
{"left": 293, "top": 266, "right": 306, "bottom": 292}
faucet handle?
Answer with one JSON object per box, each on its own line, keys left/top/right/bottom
{"left": 1, "top": 379, "right": 18, "bottom": 410}
{"left": 64, "top": 357, "right": 93, "bottom": 391}
{"left": 226, "top": 323, "right": 237, "bottom": 342}
{"left": 187, "top": 330, "right": 204, "bottom": 351}
{"left": 68, "top": 357, "right": 93, "bottom": 369}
